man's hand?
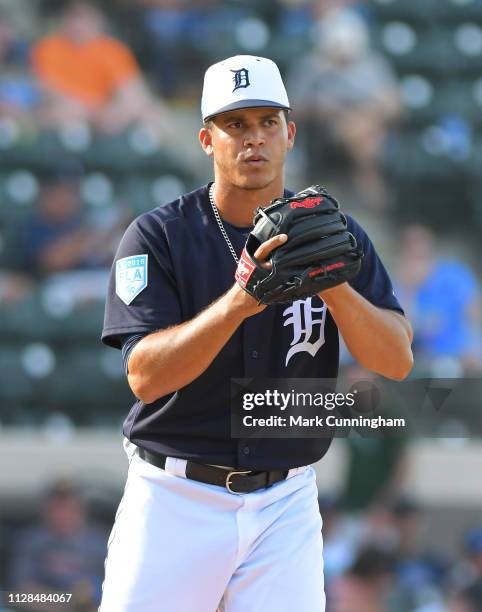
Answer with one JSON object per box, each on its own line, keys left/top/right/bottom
{"left": 227, "top": 234, "right": 288, "bottom": 319}
{"left": 234, "top": 185, "right": 362, "bottom": 305}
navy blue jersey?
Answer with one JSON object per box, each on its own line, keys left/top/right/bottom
{"left": 102, "top": 184, "right": 403, "bottom": 470}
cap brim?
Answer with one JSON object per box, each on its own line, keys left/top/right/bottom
{"left": 203, "top": 99, "right": 291, "bottom": 122}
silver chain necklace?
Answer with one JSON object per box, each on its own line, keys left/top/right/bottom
{"left": 208, "top": 183, "right": 239, "bottom": 264}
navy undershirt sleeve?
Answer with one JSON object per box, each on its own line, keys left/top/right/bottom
{"left": 121, "top": 333, "right": 148, "bottom": 375}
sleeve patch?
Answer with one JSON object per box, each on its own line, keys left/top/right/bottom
{"left": 116, "top": 254, "right": 148, "bottom": 305}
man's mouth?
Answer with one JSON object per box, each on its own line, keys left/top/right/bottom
{"left": 243, "top": 155, "right": 268, "bottom": 166}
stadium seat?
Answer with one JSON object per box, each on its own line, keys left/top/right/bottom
{"left": 440, "top": 0, "right": 482, "bottom": 21}
{"left": 0, "top": 346, "right": 34, "bottom": 402}
{"left": 374, "top": 26, "right": 465, "bottom": 77}
{"left": 0, "top": 340, "right": 130, "bottom": 425}
{"left": 0, "top": 172, "right": 38, "bottom": 221}
{"left": 369, "top": 0, "right": 445, "bottom": 25}
{"left": 121, "top": 175, "right": 188, "bottom": 214}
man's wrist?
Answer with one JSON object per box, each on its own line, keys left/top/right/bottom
{"left": 223, "top": 284, "right": 264, "bottom": 321}
{"left": 318, "top": 282, "right": 350, "bottom": 307}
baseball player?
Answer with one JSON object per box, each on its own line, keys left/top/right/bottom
{"left": 100, "top": 55, "right": 413, "bottom": 612}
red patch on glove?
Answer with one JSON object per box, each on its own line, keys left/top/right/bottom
{"left": 290, "top": 196, "right": 323, "bottom": 209}
{"left": 235, "top": 249, "right": 256, "bottom": 287}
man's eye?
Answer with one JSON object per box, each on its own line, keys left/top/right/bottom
{"left": 229, "top": 122, "right": 242, "bottom": 129}
{"left": 266, "top": 119, "right": 278, "bottom": 126}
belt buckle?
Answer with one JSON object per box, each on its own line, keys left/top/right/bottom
{"left": 226, "top": 470, "right": 252, "bottom": 494}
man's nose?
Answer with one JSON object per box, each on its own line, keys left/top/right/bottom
{"left": 243, "top": 128, "right": 265, "bottom": 147}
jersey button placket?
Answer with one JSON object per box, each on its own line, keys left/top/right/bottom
{"left": 237, "top": 441, "right": 252, "bottom": 467}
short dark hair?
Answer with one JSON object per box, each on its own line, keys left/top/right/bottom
{"left": 350, "top": 546, "right": 396, "bottom": 579}
{"left": 44, "top": 478, "right": 81, "bottom": 501}
{"left": 63, "top": 0, "right": 102, "bottom": 15}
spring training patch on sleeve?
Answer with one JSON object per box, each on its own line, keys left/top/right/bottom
{"left": 116, "top": 254, "right": 149, "bottom": 305}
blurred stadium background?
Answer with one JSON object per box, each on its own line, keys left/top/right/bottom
{"left": 0, "top": 0, "right": 481, "bottom": 610}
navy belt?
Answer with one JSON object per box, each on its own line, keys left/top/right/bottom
{"left": 138, "top": 448, "right": 288, "bottom": 494}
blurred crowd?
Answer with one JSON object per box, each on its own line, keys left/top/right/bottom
{"left": 0, "top": 0, "right": 481, "bottom": 610}
{"left": 321, "top": 493, "right": 482, "bottom": 612}
{"left": 0, "top": 0, "right": 168, "bottom": 132}
{"left": 0, "top": 0, "right": 398, "bottom": 205}
{"left": 0, "top": 0, "right": 479, "bottom": 371}
{"left": 3, "top": 476, "right": 482, "bottom": 611}
{"left": 1, "top": 479, "right": 109, "bottom": 611}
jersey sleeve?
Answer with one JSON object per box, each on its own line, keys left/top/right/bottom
{"left": 101, "top": 216, "right": 181, "bottom": 349}
{"left": 347, "top": 215, "right": 405, "bottom": 314}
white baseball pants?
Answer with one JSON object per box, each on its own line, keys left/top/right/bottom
{"left": 100, "top": 442, "right": 325, "bottom": 612}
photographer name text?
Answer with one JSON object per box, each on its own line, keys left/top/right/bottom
{"left": 242, "top": 414, "right": 405, "bottom": 429}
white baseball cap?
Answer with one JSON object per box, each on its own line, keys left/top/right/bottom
{"left": 201, "top": 55, "right": 291, "bottom": 122}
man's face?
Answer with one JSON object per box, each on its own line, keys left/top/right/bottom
{"left": 44, "top": 494, "right": 85, "bottom": 536}
{"left": 40, "top": 182, "right": 80, "bottom": 222}
{"left": 200, "top": 107, "right": 295, "bottom": 190}
{"left": 62, "top": 2, "right": 103, "bottom": 43}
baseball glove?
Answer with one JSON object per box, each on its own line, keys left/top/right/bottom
{"left": 235, "top": 185, "right": 363, "bottom": 304}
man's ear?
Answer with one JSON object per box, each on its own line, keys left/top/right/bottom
{"left": 286, "top": 120, "right": 296, "bottom": 151}
{"left": 199, "top": 127, "right": 214, "bottom": 156}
